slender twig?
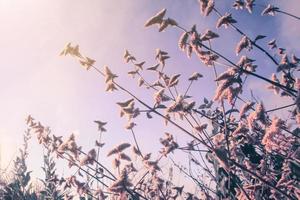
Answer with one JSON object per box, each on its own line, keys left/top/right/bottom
{"left": 130, "top": 128, "right": 144, "bottom": 159}
{"left": 265, "top": 102, "right": 296, "bottom": 113}
{"left": 277, "top": 10, "right": 300, "bottom": 20}
{"left": 184, "top": 80, "right": 193, "bottom": 97}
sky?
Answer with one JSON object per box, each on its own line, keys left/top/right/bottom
{"left": 0, "top": 0, "right": 299, "bottom": 191}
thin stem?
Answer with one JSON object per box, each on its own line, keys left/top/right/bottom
{"left": 158, "top": 187, "right": 167, "bottom": 199}
{"left": 130, "top": 128, "right": 144, "bottom": 159}
{"left": 277, "top": 10, "right": 300, "bottom": 21}
{"left": 265, "top": 102, "right": 296, "bottom": 113}
{"left": 184, "top": 80, "right": 193, "bottom": 97}
{"left": 96, "top": 131, "right": 103, "bottom": 189}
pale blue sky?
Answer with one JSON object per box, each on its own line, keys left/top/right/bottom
{"left": 0, "top": 0, "right": 299, "bottom": 187}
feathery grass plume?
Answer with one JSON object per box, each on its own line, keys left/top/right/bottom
{"left": 291, "top": 54, "right": 300, "bottom": 64}
{"left": 158, "top": 18, "right": 178, "bottom": 32}
{"left": 134, "top": 61, "right": 145, "bottom": 70}
{"left": 166, "top": 18, "right": 178, "bottom": 26}
{"left": 202, "top": 53, "right": 219, "bottom": 66}
{"left": 267, "top": 73, "right": 280, "bottom": 94}
{"left": 107, "top": 143, "right": 131, "bottom": 157}
{"left": 143, "top": 153, "right": 151, "bottom": 161}
{"left": 95, "top": 140, "right": 105, "bottom": 148}
{"left": 125, "top": 163, "right": 137, "bottom": 173}
{"left": 147, "top": 63, "right": 160, "bottom": 71}
{"left": 278, "top": 47, "right": 286, "bottom": 55}
{"left": 105, "top": 81, "right": 118, "bottom": 92}
{"left": 194, "top": 124, "right": 208, "bottom": 133}
{"left": 118, "top": 100, "right": 139, "bottom": 120}
{"left": 295, "top": 78, "right": 300, "bottom": 90}
{"left": 112, "top": 158, "right": 120, "bottom": 169}
{"left": 138, "top": 77, "right": 144, "bottom": 87}
{"left": 168, "top": 74, "right": 180, "bottom": 87}
{"left": 216, "top": 13, "right": 237, "bottom": 28}
{"left": 121, "top": 101, "right": 135, "bottom": 115}
{"left": 247, "top": 102, "right": 266, "bottom": 130}
{"left": 280, "top": 73, "right": 288, "bottom": 85}
{"left": 94, "top": 120, "right": 107, "bottom": 132}
{"left": 254, "top": 35, "right": 266, "bottom": 42}
{"left": 144, "top": 8, "right": 166, "bottom": 27}
{"left": 155, "top": 48, "right": 170, "bottom": 67}
{"left": 125, "top": 121, "right": 136, "bottom": 130}
{"left": 117, "top": 99, "right": 134, "bottom": 108}
{"left": 144, "top": 160, "right": 161, "bottom": 172}
{"left": 245, "top": 0, "right": 255, "bottom": 13}
{"left": 232, "top": 122, "right": 249, "bottom": 137}
{"left": 233, "top": 0, "right": 244, "bottom": 10}
{"left": 78, "top": 56, "right": 95, "bottom": 70}
{"left": 235, "top": 36, "right": 252, "bottom": 55}
{"left": 262, "top": 117, "right": 288, "bottom": 153}
{"left": 123, "top": 49, "right": 136, "bottom": 63}
{"left": 59, "top": 43, "right": 81, "bottom": 57}
{"left": 128, "top": 69, "right": 139, "bottom": 78}
{"left": 178, "top": 32, "right": 189, "bottom": 51}
{"left": 104, "top": 65, "right": 118, "bottom": 83}
{"left": 215, "top": 67, "right": 237, "bottom": 81}
{"left": 26, "top": 115, "right": 34, "bottom": 125}
{"left": 183, "top": 101, "right": 196, "bottom": 112}
{"left": 153, "top": 89, "right": 165, "bottom": 104}
{"left": 268, "top": 39, "right": 277, "bottom": 49}
{"left": 188, "top": 72, "right": 203, "bottom": 81}
{"left": 166, "top": 94, "right": 185, "bottom": 113}
{"left": 213, "top": 79, "right": 236, "bottom": 101}
{"left": 261, "top": 4, "right": 279, "bottom": 16}
{"left": 59, "top": 42, "right": 72, "bottom": 56}
{"left": 237, "top": 55, "right": 255, "bottom": 67}
{"left": 296, "top": 113, "right": 300, "bottom": 125}
{"left": 109, "top": 170, "right": 133, "bottom": 193}
{"left": 236, "top": 55, "right": 257, "bottom": 71}
{"left": 255, "top": 102, "right": 267, "bottom": 123}
{"left": 186, "top": 45, "right": 193, "bottom": 58}
{"left": 219, "top": 86, "right": 241, "bottom": 105}
{"left": 204, "top": 0, "right": 214, "bottom": 16}
{"left": 198, "top": 0, "right": 208, "bottom": 15}
{"left": 239, "top": 101, "right": 255, "bottom": 118}
{"left": 132, "top": 146, "right": 141, "bottom": 157}
{"left": 123, "top": 49, "right": 130, "bottom": 59}
{"left": 200, "top": 29, "right": 219, "bottom": 41}
{"left": 277, "top": 54, "right": 297, "bottom": 72}
{"left": 119, "top": 153, "right": 131, "bottom": 162}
